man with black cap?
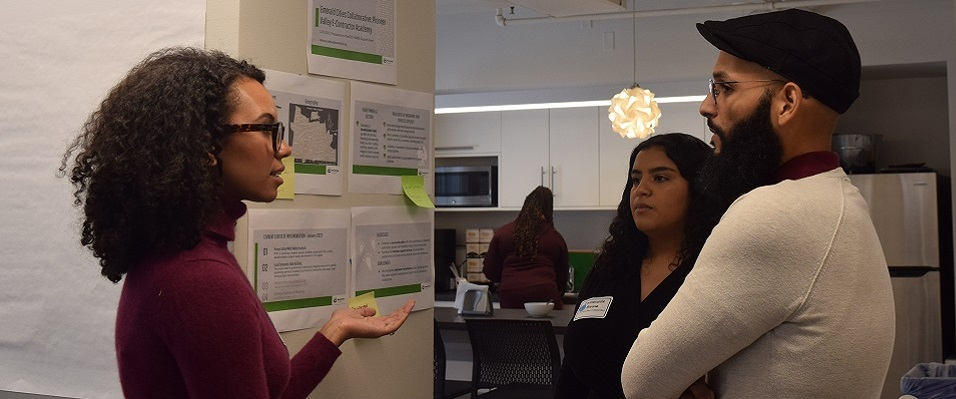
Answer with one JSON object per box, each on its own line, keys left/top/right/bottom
{"left": 621, "top": 8, "right": 895, "bottom": 399}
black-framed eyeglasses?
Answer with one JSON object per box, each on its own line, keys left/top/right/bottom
{"left": 222, "top": 122, "right": 285, "bottom": 155}
{"left": 708, "top": 78, "right": 785, "bottom": 105}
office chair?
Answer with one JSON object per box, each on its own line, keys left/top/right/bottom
{"left": 435, "top": 320, "right": 473, "bottom": 399}
{"left": 464, "top": 319, "right": 561, "bottom": 398}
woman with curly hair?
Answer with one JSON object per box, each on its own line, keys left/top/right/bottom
{"left": 555, "top": 133, "right": 717, "bottom": 399}
{"left": 482, "top": 185, "right": 569, "bottom": 309}
{"left": 60, "top": 47, "right": 413, "bottom": 398}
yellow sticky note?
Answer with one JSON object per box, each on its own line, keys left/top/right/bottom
{"left": 276, "top": 156, "right": 295, "bottom": 200}
{"left": 347, "top": 291, "right": 381, "bottom": 317}
{"left": 401, "top": 175, "right": 434, "bottom": 208}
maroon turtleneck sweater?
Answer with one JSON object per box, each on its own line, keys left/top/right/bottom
{"left": 115, "top": 199, "right": 340, "bottom": 398}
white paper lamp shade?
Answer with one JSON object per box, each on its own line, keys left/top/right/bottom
{"left": 608, "top": 85, "right": 662, "bottom": 139}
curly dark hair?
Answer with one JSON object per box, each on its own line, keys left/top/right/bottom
{"left": 591, "top": 133, "right": 716, "bottom": 275}
{"left": 513, "top": 186, "right": 555, "bottom": 259}
{"left": 59, "top": 47, "right": 266, "bottom": 283}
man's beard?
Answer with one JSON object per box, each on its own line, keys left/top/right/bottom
{"left": 695, "top": 93, "right": 783, "bottom": 216}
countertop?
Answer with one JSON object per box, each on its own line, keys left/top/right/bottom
{"left": 434, "top": 305, "right": 576, "bottom": 334}
{"left": 435, "top": 290, "right": 578, "bottom": 304}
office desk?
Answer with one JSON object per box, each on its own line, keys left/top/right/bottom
{"left": 434, "top": 305, "right": 576, "bottom": 334}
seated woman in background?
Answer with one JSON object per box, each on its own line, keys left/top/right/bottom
{"left": 483, "top": 186, "right": 569, "bottom": 309}
{"left": 555, "top": 133, "right": 717, "bottom": 399}
{"left": 60, "top": 47, "right": 414, "bottom": 398}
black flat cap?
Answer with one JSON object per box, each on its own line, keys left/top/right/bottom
{"left": 697, "top": 8, "right": 861, "bottom": 114}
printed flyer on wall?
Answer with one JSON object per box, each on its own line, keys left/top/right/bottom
{"left": 351, "top": 206, "right": 435, "bottom": 311}
{"left": 349, "top": 81, "right": 433, "bottom": 194}
{"left": 248, "top": 208, "right": 350, "bottom": 332}
{"left": 308, "top": 0, "right": 397, "bottom": 85}
{"left": 264, "top": 70, "right": 346, "bottom": 197}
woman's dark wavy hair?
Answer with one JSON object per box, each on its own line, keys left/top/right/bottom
{"left": 59, "top": 47, "right": 266, "bottom": 283}
{"left": 513, "top": 186, "right": 555, "bottom": 259}
{"left": 591, "top": 132, "right": 716, "bottom": 275}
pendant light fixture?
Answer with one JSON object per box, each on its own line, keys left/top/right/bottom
{"left": 607, "top": 0, "right": 661, "bottom": 139}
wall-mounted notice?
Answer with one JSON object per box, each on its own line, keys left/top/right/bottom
{"left": 349, "top": 81, "right": 433, "bottom": 194}
{"left": 264, "top": 70, "right": 346, "bottom": 196}
{"left": 248, "top": 208, "right": 350, "bottom": 332}
{"left": 308, "top": 0, "right": 397, "bottom": 85}
{"left": 351, "top": 206, "right": 435, "bottom": 311}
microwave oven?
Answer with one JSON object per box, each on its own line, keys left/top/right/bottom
{"left": 434, "top": 165, "right": 497, "bottom": 207}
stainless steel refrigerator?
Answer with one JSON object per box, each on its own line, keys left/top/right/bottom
{"left": 848, "top": 172, "right": 954, "bottom": 399}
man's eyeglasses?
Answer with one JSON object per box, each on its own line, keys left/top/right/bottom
{"left": 708, "top": 78, "right": 785, "bottom": 105}
{"left": 222, "top": 122, "right": 286, "bottom": 155}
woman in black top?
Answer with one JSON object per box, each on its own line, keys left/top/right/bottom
{"left": 556, "top": 133, "right": 717, "bottom": 399}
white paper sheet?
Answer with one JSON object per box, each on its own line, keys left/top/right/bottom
{"left": 348, "top": 81, "right": 434, "bottom": 194}
{"left": 263, "top": 70, "right": 347, "bottom": 196}
{"left": 248, "top": 208, "right": 350, "bottom": 332}
{"left": 350, "top": 206, "right": 435, "bottom": 312}
{"left": 0, "top": 2, "right": 204, "bottom": 398}
{"left": 307, "top": 0, "right": 398, "bottom": 84}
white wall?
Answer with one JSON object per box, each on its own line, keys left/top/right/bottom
{"left": 0, "top": 2, "right": 205, "bottom": 398}
{"left": 206, "top": 1, "right": 436, "bottom": 398}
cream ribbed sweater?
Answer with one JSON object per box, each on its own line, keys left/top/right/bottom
{"left": 622, "top": 168, "right": 895, "bottom": 399}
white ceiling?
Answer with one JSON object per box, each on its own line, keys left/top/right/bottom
{"left": 437, "top": 0, "right": 776, "bottom": 17}
{"left": 434, "top": 0, "right": 952, "bottom": 98}
{"left": 433, "top": 0, "right": 873, "bottom": 37}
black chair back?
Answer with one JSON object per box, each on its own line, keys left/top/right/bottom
{"left": 464, "top": 318, "right": 561, "bottom": 398}
{"left": 435, "top": 319, "right": 473, "bottom": 399}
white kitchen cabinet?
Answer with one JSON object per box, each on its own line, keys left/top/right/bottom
{"left": 598, "top": 101, "right": 709, "bottom": 207}
{"left": 500, "top": 110, "right": 550, "bottom": 207}
{"left": 434, "top": 112, "right": 502, "bottom": 156}
{"left": 549, "top": 107, "right": 600, "bottom": 207}
{"left": 500, "top": 108, "right": 600, "bottom": 208}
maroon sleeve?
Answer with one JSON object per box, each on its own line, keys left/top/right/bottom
{"left": 284, "top": 333, "right": 342, "bottom": 398}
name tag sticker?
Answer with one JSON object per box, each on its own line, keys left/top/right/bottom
{"left": 573, "top": 296, "right": 613, "bottom": 321}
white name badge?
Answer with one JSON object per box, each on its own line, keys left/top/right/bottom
{"left": 573, "top": 296, "right": 613, "bottom": 321}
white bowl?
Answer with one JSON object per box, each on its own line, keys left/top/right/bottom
{"left": 524, "top": 302, "right": 554, "bottom": 318}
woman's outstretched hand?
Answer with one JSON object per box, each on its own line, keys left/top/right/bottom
{"left": 319, "top": 299, "right": 416, "bottom": 346}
